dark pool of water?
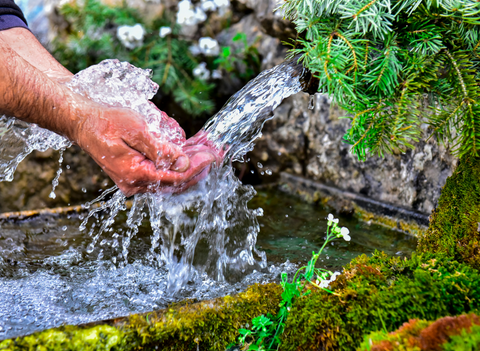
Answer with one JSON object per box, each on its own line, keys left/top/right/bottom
{"left": 254, "top": 189, "right": 417, "bottom": 269}
{"left": 0, "top": 188, "right": 416, "bottom": 340}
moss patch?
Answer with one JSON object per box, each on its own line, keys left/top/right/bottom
{"left": 417, "top": 156, "right": 480, "bottom": 268}
{"left": 353, "top": 205, "right": 427, "bottom": 237}
{"left": 0, "top": 283, "right": 282, "bottom": 351}
{"left": 280, "top": 252, "right": 480, "bottom": 351}
{"left": 358, "top": 313, "right": 480, "bottom": 350}
{"left": 0, "top": 325, "right": 124, "bottom": 351}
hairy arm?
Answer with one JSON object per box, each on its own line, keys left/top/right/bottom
{"left": 0, "top": 33, "right": 80, "bottom": 140}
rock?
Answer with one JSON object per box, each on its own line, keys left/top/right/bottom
{"left": 234, "top": 0, "right": 296, "bottom": 42}
{"left": 249, "top": 93, "right": 457, "bottom": 215}
{"left": 0, "top": 146, "right": 113, "bottom": 213}
{"left": 216, "top": 13, "right": 287, "bottom": 71}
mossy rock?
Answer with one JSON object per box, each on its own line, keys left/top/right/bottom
{"left": 0, "top": 283, "right": 282, "bottom": 351}
{"left": 0, "top": 325, "right": 125, "bottom": 351}
{"left": 417, "top": 156, "right": 480, "bottom": 268}
{"left": 280, "top": 252, "right": 480, "bottom": 351}
{"left": 358, "top": 313, "right": 480, "bottom": 351}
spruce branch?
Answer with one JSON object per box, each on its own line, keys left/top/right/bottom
{"left": 283, "top": 0, "right": 480, "bottom": 160}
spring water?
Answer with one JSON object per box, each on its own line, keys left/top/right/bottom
{"left": 0, "top": 59, "right": 304, "bottom": 338}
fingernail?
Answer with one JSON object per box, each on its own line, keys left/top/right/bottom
{"left": 171, "top": 156, "right": 189, "bottom": 172}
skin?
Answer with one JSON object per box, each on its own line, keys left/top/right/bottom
{"left": 0, "top": 27, "right": 219, "bottom": 196}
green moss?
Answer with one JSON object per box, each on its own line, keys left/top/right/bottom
{"left": 353, "top": 205, "right": 427, "bottom": 237}
{"left": 443, "top": 324, "right": 480, "bottom": 351}
{"left": 120, "top": 283, "right": 282, "bottom": 350}
{"left": 280, "top": 252, "right": 480, "bottom": 351}
{"left": 0, "top": 283, "right": 282, "bottom": 351}
{"left": 0, "top": 325, "right": 125, "bottom": 351}
{"left": 418, "top": 156, "right": 480, "bottom": 268}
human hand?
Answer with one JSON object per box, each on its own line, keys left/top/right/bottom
{"left": 185, "top": 130, "right": 226, "bottom": 164}
{"left": 73, "top": 104, "right": 216, "bottom": 196}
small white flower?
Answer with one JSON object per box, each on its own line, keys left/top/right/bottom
{"left": 343, "top": 234, "right": 351, "bottom": 241}
{"left": 117, "top": 24, "right": 145, "bottom": 49}
{"left": 340, "top": 227, "right": 349, "bottom": 236}
{"left": 330, "top": 272, "right": 341, "bottom": 281}
{"left": 327, "top": 214, "right": 334, "bottom": 221}
{"left": 212, "top": 69, "right": 223, "bottom": 79}
{"left": 189, "top": 44, "right": 202, "bottom": 55}
{"left": 213, "top": 0, "right": 230, "bottom": 15}
{"left": 193, "top": 62, "right": 210, "bottom": 80}
{"left": 194, "top": 6, "right": 207, "bottom": 23}
{"left": 177, "top": 0, "right": 207, "bottom": 26}
{"left": 159, "top": 26, "right": 172, "bottom": 38}
{"left": 200, "top": 0, "right": 217, "bottom": 12}
{"left": 333, "top": 218, "right": 339, "bottom": 224}
{"left": 198, "top": 37, "right": 220, "bottom": 56}
{"left": 319, "top": 279, "right": 331, "bottom": 288}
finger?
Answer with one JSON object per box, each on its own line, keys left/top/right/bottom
{"left": 117, "top": 150, "right": 216, "bottom": 196}
{"left": 135, "top": 150, "right": 215, "bottom": 187}
{"left": 122, "top": 127, "right": 189, "bottom": 171}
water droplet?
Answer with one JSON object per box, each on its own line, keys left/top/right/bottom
{"left": 82, "top": 188, "right": 87, "bottom": 193}
{"left": 257, "top": 162, "right": 263, "bottom": 168}
{"left": 62, "top": 226, "right": 67, "bottom": 231}
{"left": 265, "top": 169, "right": 272, "bottom": 175}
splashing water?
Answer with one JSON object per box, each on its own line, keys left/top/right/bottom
{"left": 73, "top": 58, "right": 303, "bottom": 291}
{"left": 0, "top": 118, "right": 71, "bottom": 182}
{"left": 49, "top": 148, "right": 65, "bottom": 199}
{"left": 0, "top": 59, "right": 302, "bottom": 292}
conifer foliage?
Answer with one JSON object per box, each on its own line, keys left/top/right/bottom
{"left": 281, "top": 0, "right": 480, "bottom": 160}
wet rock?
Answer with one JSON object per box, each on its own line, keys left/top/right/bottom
{"left": 250, "top": 93, "right": 457, "bottom": 215}
{"left": 0, "top": 146, "right": 113, "bottom": 213}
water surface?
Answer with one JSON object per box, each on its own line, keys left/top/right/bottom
{"left": 0, "top": 187, "right": 416, "bottom": 340}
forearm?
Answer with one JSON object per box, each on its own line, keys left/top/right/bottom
{"left": 0, "top": 36, "right": 81, "bottom": 140}
{"left": 0, "top": 27, "right": 73, "bottom": 81}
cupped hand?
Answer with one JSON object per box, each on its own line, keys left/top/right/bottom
{"left": 185, "top": 130, "right": 226, "bottom": 164}
{"left": 74, "top": 105, "right": 216, "bottom": 197}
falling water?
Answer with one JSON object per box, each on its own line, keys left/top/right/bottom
{"left": 0, "top": 58, "right": 303, "bottom": 338}
{"left": 49, "top": 148, "right": 65, "bottom": 199}
{"left": 71, "top": 58, "right": 304, "bottom": 290}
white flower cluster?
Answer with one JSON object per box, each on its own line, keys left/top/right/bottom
{"left": 327, "top": 213, "right": 351, "bottom": 241}
{"left": 193, "top": 62, "right": 222, "bottom": 80}
{"left": 176, "top": 0, "right": 207, "bottom": 26}
{"left": 159, "top": 26, "right": 172, "bottom": 38}
{"left": 200, "top": 0, "right": 230, "bottom": 16}
{"left": 116, "top": 24, "right": 145, "bottom": 49}
{"left": 193, "top": 62, "right": 210, "bottom": 80}
{"left": 316, "top": 271, "right": 341, "bottom": 288}
{"left": 190, "top": 37, "right": 220, "bottom": 56}
{"left": 176, "top": 0, "right": 230, "bottom": 26}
